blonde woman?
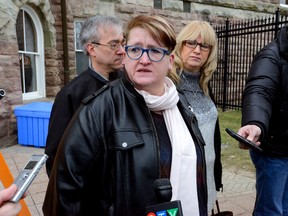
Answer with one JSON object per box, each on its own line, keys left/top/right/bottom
{"left": 172, "top": 20, "right": 223, "bottom": 214}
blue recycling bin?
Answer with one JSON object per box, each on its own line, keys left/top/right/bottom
{"left": 14, "top": 102, "right": 53, "bottom": 147}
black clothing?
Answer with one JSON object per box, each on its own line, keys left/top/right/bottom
{"left": 42, "top": 78, "right": 208, "bottom": 216}
{"left": 151, "top": 112, "right": 172, "bottom": 178}
{"left": 242, "top": 26, "right": 288, "bottom": 157}
{"left": 45, "top": 67, "right": 118, "bottom": 177}
{"left": 209, "top": 87, "right": 223, "bottom": 191}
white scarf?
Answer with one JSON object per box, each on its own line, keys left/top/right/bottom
{"left": 136, "top": 77, "right": 199, "bottom": 216}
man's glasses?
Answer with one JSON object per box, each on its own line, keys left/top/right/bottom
{"left": 91, "top": 40, "right": 126, "bottom": 51}
{"left": 125, "top": 46, "right": 170, "bottom": 62}
{"left": 183, "top": 40, "right": 211, "bottom": 52}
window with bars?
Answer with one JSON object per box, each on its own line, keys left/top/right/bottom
{"left": 183, "top": 1, "right": 191, "bottom": 13}
{"left": 154, "top": 0, "right": 162, "bottom": 9}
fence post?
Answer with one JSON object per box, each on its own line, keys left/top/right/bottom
{"left": 275, "top": 8, "right": 280, "bottom": 38}
{"left": 222, "top": 18, "right": 230, "bottom": 112}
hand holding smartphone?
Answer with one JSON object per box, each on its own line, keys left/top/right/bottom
{"left": 10, "top": 154, "right": 48, "bottom": 203}
{"left": 225, "top": 128, "right": 263, "bottom": 152}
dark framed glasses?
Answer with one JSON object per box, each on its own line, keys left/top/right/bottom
{"left": 125, "top": 46, "right": 170, "bottom": 62}
{"left": 183, "top": 40, "right": 211, "bottom": 52}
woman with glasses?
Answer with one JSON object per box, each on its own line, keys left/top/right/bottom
{"left": 172, "top": 20, "right": 223, "bottom": 214}
{"left": 43, "top": 15, "right": 207, "bottom": 216}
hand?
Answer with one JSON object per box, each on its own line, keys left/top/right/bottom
{"left": 0, "top": 185, "right": 22, "bottom": 216}
{"left": 238, "top": 125, "right": 261, "bottom": 150}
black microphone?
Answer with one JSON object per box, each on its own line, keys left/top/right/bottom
{"left": 145, "top": 178, "right": 184, "bottom": 216}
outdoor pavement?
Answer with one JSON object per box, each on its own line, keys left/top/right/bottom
{"left": 0, "top": 144, "right": 256, "bottom": 216}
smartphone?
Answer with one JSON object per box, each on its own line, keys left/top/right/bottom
{"left": 225, "top": 128, "right": 263, "bottom": 152}
{"left": 10, "top": 154, "right": 48, "bottom": 203}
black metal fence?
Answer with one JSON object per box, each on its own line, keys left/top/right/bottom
{"left": 211, "top": 9, "right": 288, "bottom": 111}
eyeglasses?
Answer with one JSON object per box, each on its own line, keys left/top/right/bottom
{"left": 183, "top": 40, "right": 211, "bottom": 52}
{"left": 125, "top": 46, "right": 170, "bottom": 62}
{"left": 91, "top": 40, "right": 126, "bottom": 51}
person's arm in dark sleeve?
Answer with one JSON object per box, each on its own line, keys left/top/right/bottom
{"left": 242, "top": 49, "right": 281, "bottom": 139}
{"left": 45, "top": 91, "right": 75, "bottom": 177}
{"left": 43, "top": 105, "right": 100, "bottom": 216}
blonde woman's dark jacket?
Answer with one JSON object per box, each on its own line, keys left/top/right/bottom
{"left": 209, "top": 87, "right": 223, "bottom": 191}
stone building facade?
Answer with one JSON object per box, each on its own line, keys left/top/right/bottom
{"left": 0, "top": 0, "right": 284, "bottom": 147}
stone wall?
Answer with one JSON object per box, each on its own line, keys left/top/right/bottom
{"left": 0, "top": 0, "right": 58, "bottom": 147}
{"left": 0, "top": 0, "right": 286, "bottom": 147}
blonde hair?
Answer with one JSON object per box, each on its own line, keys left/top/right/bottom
{"left": 125, "top": 15, "right": 179, "bottom": 81}
{"left": 172, "top": 20, "right": 217, "bottom": 95}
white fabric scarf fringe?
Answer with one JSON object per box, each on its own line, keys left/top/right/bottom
{"left": 136, "top": 77, "right": 199, "bottom": 216}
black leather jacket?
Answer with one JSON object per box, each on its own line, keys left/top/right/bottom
{"left": 45, "top": 67, "right": 110, "bottom": 177}
{"left": 42, "top": 78, "right": 207, "bottom": 216}
{"left": 242, "top": 26, "right": 288, "bottom": 157}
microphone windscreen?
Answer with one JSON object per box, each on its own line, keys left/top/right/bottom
{"left": 154, "top": 178, "right": 172, "bottom": 203}
{"left": 154, "top": 178, "right": 171, "bottom": 188}
{"left": 146, "top": 179, "right": 183, "bottom": 216}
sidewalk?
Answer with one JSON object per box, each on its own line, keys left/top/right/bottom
{"left": 217, "top": 171, "right": 256, "bottom": 215}
{"left": 0, "top": 144, "right": 256, "bottom": 216}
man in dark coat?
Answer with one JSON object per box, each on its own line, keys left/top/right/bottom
{"left": 238, "top": 25, "right": 288, "bottom": 215}
{"left": 45, "top": 15, "right": 125, "bottom": 177}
